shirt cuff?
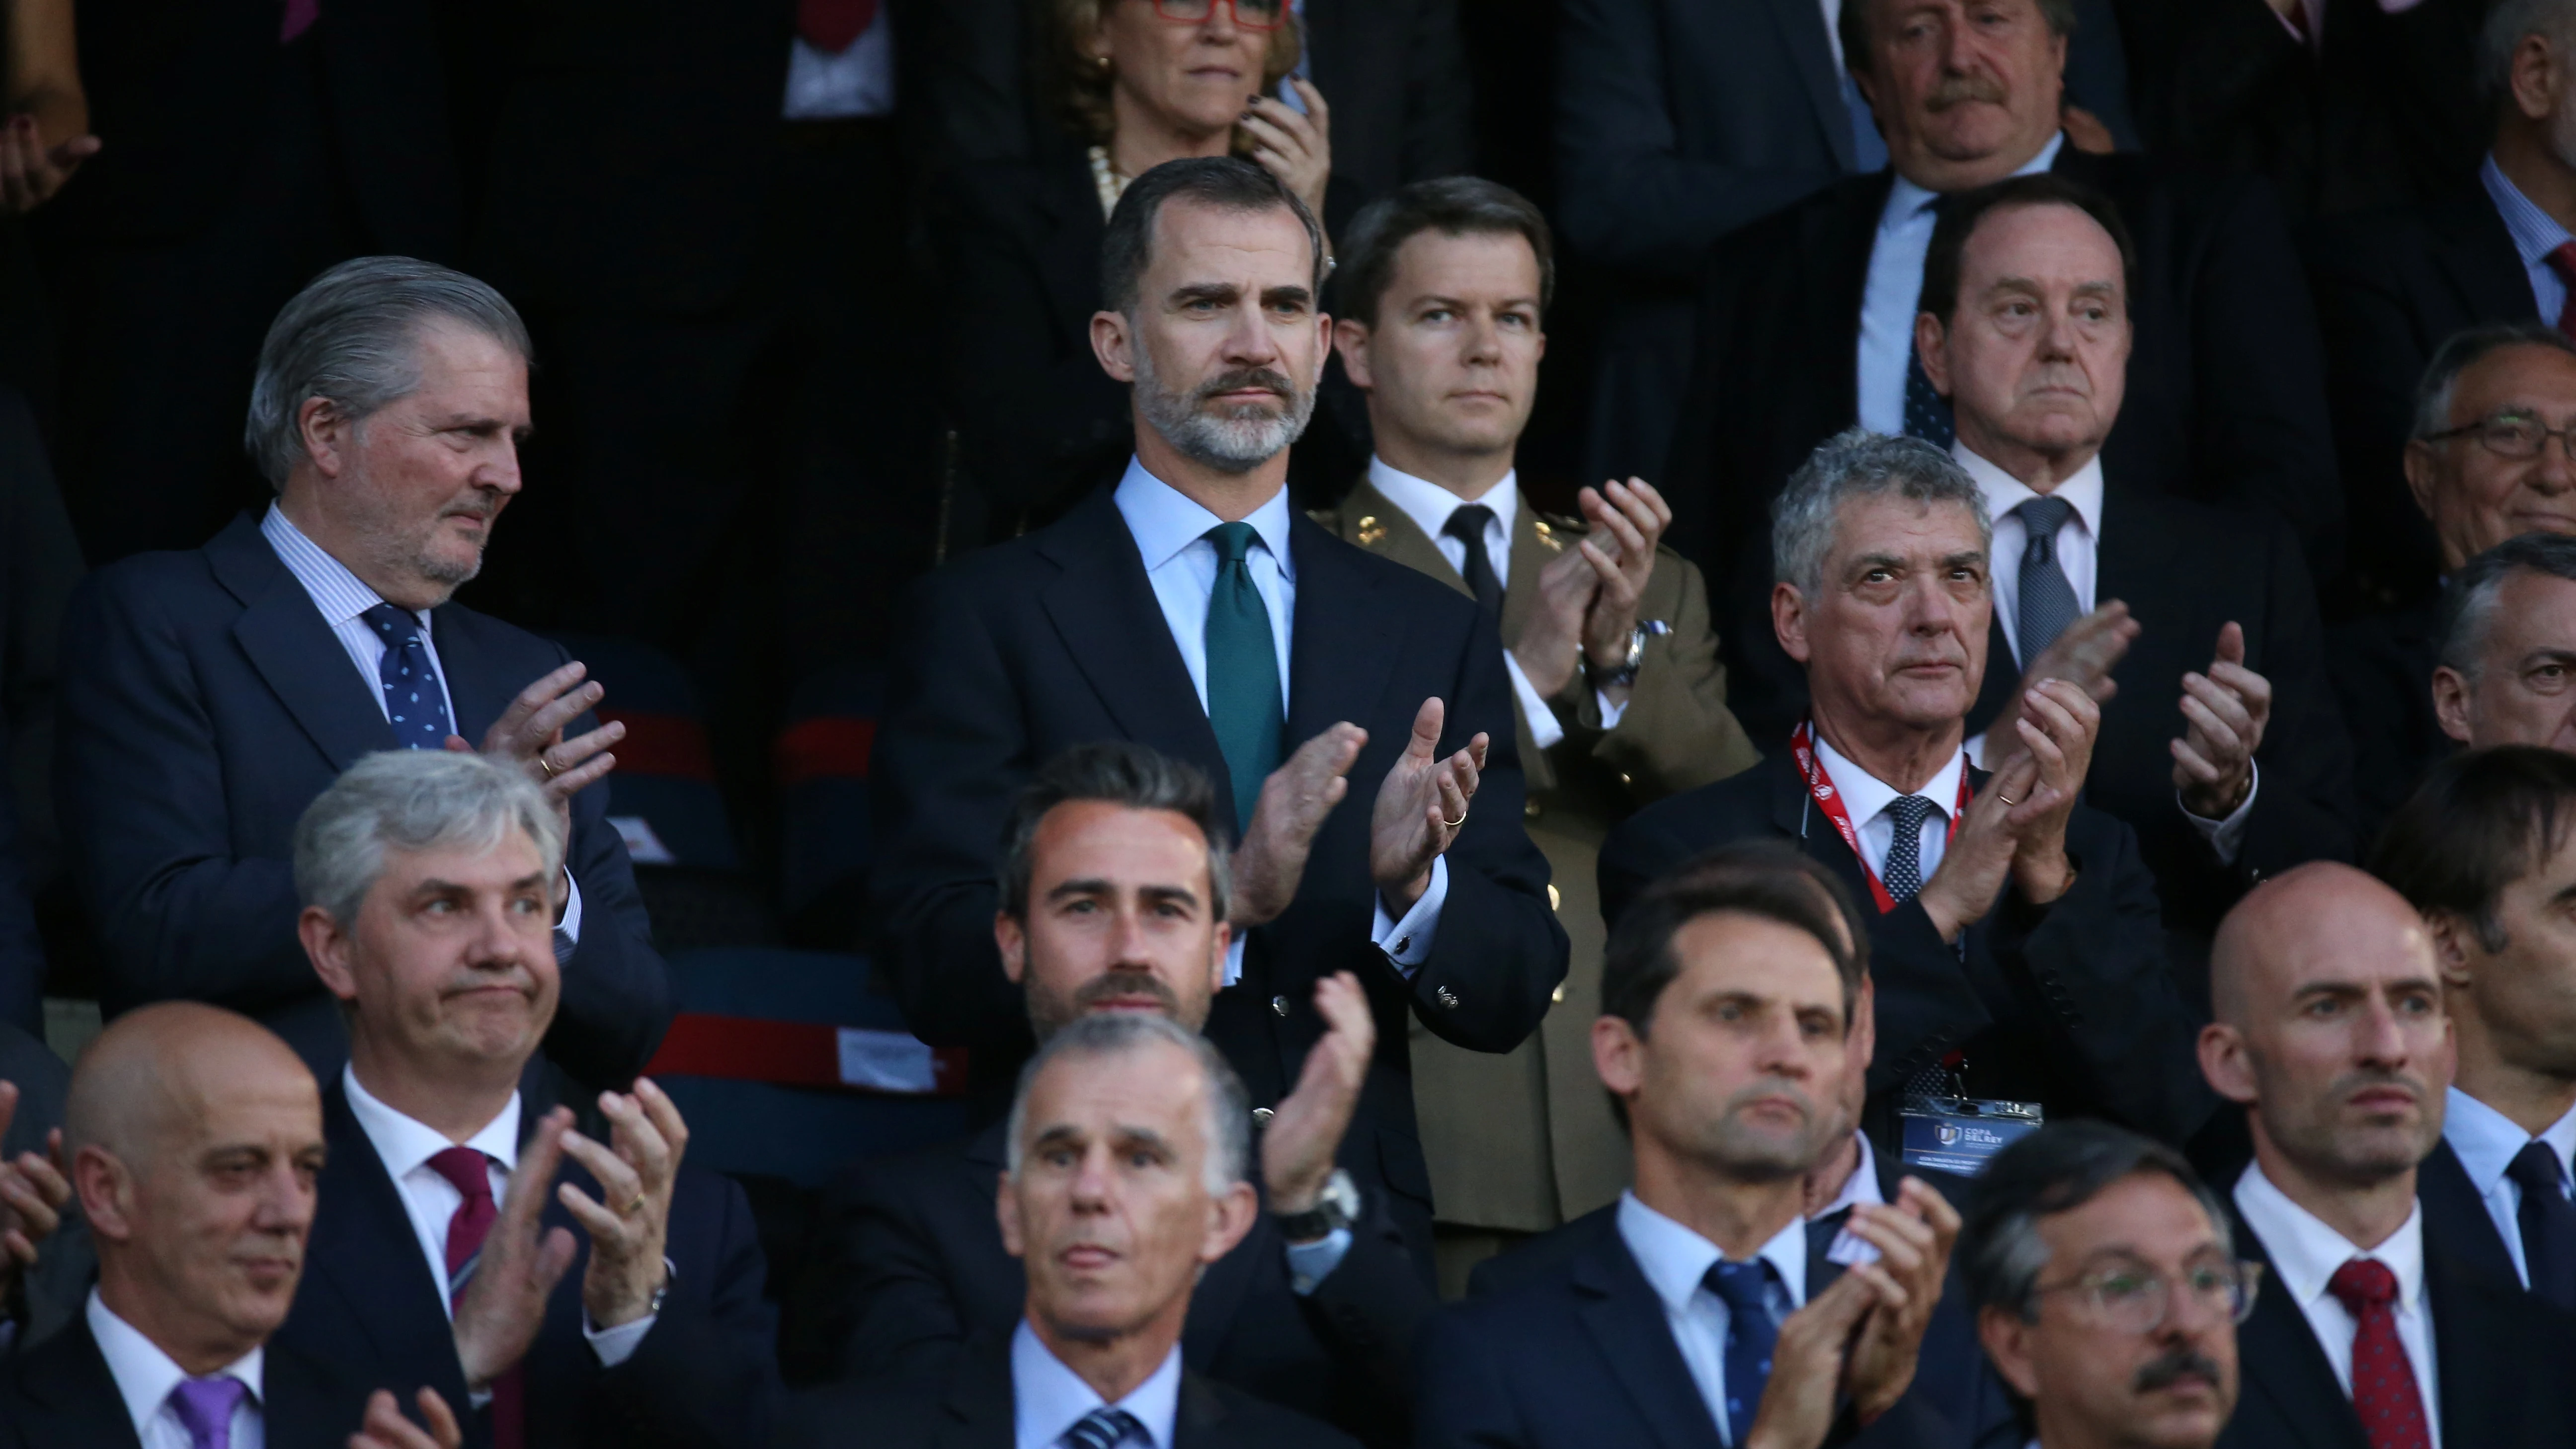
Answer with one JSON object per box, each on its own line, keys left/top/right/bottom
{"left": 2179, "top": 760, "right": 2260, "bottom": 866}
{"left": 1372, "top": 857, "right": 1448, "bottom": 978}
{"left": 1597, "top": 689, "right": 1629, "bottom": 731}
{"left": 1502, "top": 651, "right": 1566, "bottom": 751}
{"left": 557, "top": 872, "right": 585, "bottom": 947}
{"left": 1285, "top": 1227, "right": 1354, "bottom": 1295}
{"left": 583, "top": 1309, "right": 657, "bottom": 1368}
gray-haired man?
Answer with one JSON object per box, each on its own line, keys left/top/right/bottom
{"left": 56, "top": 255, "right": 670, "bottom": 1090}
{"left": 1601, "top": 429, "right": 2207, "bottom": 1154}
{"left": 2431, "top": 532, "right": 2576, "bottom": 755}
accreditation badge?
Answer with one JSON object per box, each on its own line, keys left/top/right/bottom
{"left": 1898, "top": 1095, "right": 2044, "bottom": 1176}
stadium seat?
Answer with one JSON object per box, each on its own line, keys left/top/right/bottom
{"left": 775, "top": 662, "right": 884, "bottom": 947}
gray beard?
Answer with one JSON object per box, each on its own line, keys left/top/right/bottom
{"left": 1131, "top": 341, "right": 1315, "bottom": 474}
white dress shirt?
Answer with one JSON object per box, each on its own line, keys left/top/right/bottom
{"left": 1949, "top": 444, "right": 2258, "bottom": 862}
{"left": 1112, "top": 458, "right": 1446, "bottom": 982}
{"left": 342, "top": 1067, "right": 654, "bottom": 1370}
{"left": 1011, "top": 1319, "right": 1181, "bottom": 1449}
{"left": 2483, "top": 153, "right": 2573, "bottom": 329}
{"left": 1617, "top": 1191, "right": 1810, "bottom": 1447}
{"left": 1857, "top": 132, "right": 2064, "bottom": 435}
{"left": 261, "top": 504, "right": 585, "bottom": 945}
{"left": 2234, "top": 1164, "right": 2441, "bottom": 1447}
{"left": 88, "top": 1291, "right": 264, "bottom": 1449}
{"left": 1808, "top": 731, "right": 1967, "bottom": 885}
{"left": 1363, "top": 457, "right": 1634, "bottom": 751}
{"left": 2441, "top": 1085, "right": 2576, "bottom": 1289}
{"left": 782, "top": 7, "right": 894, "bottom": 119}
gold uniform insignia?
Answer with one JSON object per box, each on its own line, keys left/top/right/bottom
{"left": 1356, "top": 514, "right": 1386, "bottom": 547}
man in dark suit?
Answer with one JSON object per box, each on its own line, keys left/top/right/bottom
{"left": 1602, "top": 432, "right": 2210, "bottom": 1151}
{"left": 0, "top": 1001, "right": 433, "bottom": 1449}
{"left": 872, "top": 157, "right": 1569, "bottom": 1263}
{"left": 795, "top": 743, "right": 1431, "bottom": 1444}
{"left": 274, "top": 749, "right": 775, "bottom": 1449}
{"left": 1667, "top": 0, "right": 2338, "bottom": 684}
{"left": 1958, "top": 1122, "right": 2248, "bottom": 1449}
{"left": 2372, "top": 747, "right": 2576, "bottom": 1313}
{"left": 784, "top": 1012, "right": 1358, "bottom": 1449}
{"left": 1912, "top": 174, "right": 2354, "bottom": 939}
{"left": 2197, "top": 862, "right": 2576, "bottom": 1449}
{"left": 1416, "top": 854, "right": 1966, "bottom": 1449}
{"left": 54, "top": 257, "right": 670, "bottom": 1090}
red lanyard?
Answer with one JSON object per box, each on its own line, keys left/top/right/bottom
{"left": 1790, "top": 719, "right": 1971, "bottom": 915}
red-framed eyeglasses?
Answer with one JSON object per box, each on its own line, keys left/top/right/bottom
{"left": 1144, "top": 0, "right": 1290, "bottom": 31}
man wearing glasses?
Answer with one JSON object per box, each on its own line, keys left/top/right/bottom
{"left": 2196, "top": 862, "right": 2576, "bottom": 1449}
{"left": 1961, "top": 1121, "right": 2254, "bottom": 1449}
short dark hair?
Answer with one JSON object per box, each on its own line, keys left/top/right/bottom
{"left": 2411, "top": 320, "right": 2576, "bottom": 442}
{"left": 1333, "top": 176, "right": 1556, "bottom": 330}
{"left": 1841, "top": 0, "right": 2076, "bottom": 78}
{"left": 2372, "top": 745, "right": 2576, "bottom": 954}
{"left": 2438, "top": 532, "right": 2576, "bottom": 680}
{"left": 1918, "top": 173, "right": 2138, "bottom": 331}
{"left": 1959, "top": 1120, "right": 2232, "bottom": 1323}
{"left": 997, "top": 741, "right": 1232, "bottom": 923}
{"left": 1099, "top": 157, "right": 1327, "bottom": 317}
{"left": 1601, "top": 843, "right": 1867, "bottom": 1036}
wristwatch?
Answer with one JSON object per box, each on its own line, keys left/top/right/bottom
{"left": 1588, "top": 623, "right": 1653, "bottom": 691}
{"left": 1274, "top": 1169, "right": 1361, "bottom": 1243}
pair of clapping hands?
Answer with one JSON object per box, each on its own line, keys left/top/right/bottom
{"left": 1741, "top": 1178, "right": 1965, "bottom": 1449}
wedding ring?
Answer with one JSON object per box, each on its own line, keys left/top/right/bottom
{"left": 1442, "top": 811, "right": 1467, "bottom": 828}
{"left": 539, "top": 754, "right": 561, "bottom": 780}
{"left": 1997, "top": 793, "right": 2020, "bottom": 806}
{"left": 625, "top": 1193, "right": 647, "bottom": 1216}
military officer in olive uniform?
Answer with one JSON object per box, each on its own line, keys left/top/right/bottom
{"left": 1317, "top": 177, "right": 1760, "bottom": 1292}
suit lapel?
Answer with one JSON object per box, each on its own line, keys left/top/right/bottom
{"left": 2426, "top": 1241, "right": 2523, "bottom": 1447}
{"left": 2430, "top": 187, "right": 2540, "bottom": 322}
{"left": 1571, "top": 1229, "right": 1728, "bottom": 1449}
{"left": 936, "top": 1340, "right": 1020, "bottom": 1449}
{"left": 1285, "top": 514, "right": 1401, "bottom": 750}
{"left": 309, "top": 1084, "right": 475, "bottom": 1408}
{"left": 1756, "top": 0, "right": 1858, "bottom": 170}
{"left": 2417, "top": 1141, "right": 2520, "bottom": 1289}
{"left": 429, "top": 610, "right": 514, "bottom": 742}
{"left": 8, "top": 1320, "right": 147, "bottom": 1449}
{"left": 208, "top": 514, "right": 397, "bottom": 771}
{"left": 2231, "top": 1215, "right": 2372, "bottom": 1449}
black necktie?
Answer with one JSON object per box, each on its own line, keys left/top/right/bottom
{"left": 1880, "top": 795, "right": 1936, "bottom": 904}
{"left": 1903, "top": 345, "right": 1955, "bottom": 448}
{"left": 2013, "top": 495, "right": 2081, "bottom": 665}
{"left": 2507, "top": 1140, "right": 2576, "bottom": 1312}
{"left": 1441, "top": 505, "right": 1504, "bottom": 626}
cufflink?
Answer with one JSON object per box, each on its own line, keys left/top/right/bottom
{"left": 1436, "top": 986, "right": 1460, "bottom": 1009}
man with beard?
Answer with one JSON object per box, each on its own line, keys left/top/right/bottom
{"left": 872, "top": 157, "right": 1567, "bottom": 1270}
{"left": 2196, "top": 862, "right": 2576, "bottom": 1449}
{"left": 1959, "top": 1122, "right": 2250, "bottom": 1449}
{"left": 55, "top": 257, "right": 669, "bottom": 1090}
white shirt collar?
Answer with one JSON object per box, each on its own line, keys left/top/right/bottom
{"left": 1811, "top": 730, "right": 1969, "bottom": 831}
{"left": 1952, "top": 442, "right": 2106, "bottom": 543}
{"left": 259, "top": 501, "right": 413, "bottom": 630}
{"left": 2444, "top": 1085, "right": 2576, "bottom": 1199}
{"left": 86, "top": 1289, "right": 264, "bottom": 1442}
{"left": 1364, "top": 456, "right": 1519, "bottom": 553}
{"left": 2234, "top": 1162, "right": 2429, "bottom": 1316}
{"left": 1809, "top": 1130, "right": 1886, "bottom": 1221}
{"left": 341, "top": 1062, "right": 522, "bottom": 1181}
{"left": 1616, "top": 1190, "right": 1810, "bottom": 1317}
{"left": 1112, "top": 456, "right": 1298, "bottom": 582}
{"left": 1010, "top": 1318, "right": 1182, "bottom": 1449}
{"left": 1885, "top": 131, "right": 2066, "bottom": 230}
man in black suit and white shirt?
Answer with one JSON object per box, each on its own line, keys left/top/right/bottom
{"left": 2197, "top": 861, "right": 2576, "bottom": 1449}
{"left": 2372, "top": 747, "right": 2576, "bottom": 1314}
{"left": 872, "top": 157, "right": 1568, "bottom": 1263}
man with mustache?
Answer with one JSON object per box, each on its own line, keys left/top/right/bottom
{"left": 54, "top": 256, "right": 670, "bottom": 1092}
{"left": 1960, "top": 1121, "right": 2250, "bottom": 1449}
{"left": 2197, "top": 861, "right": 2576, "bottom": 1449}
{"left": 1913, "top": 173, "right": 2353, "bottom": 943}
{"left": 795, "top": 742, "right": 1431, "bottom": 1444}
{"left": 873, "top": 156, "right": 1568, "bottom": 1270}
{"left": 271, "top": 750, "right": 776, "bottom": 1449}
{"left": 1603, "top": 430, "right": 2209, "bottom": 1154}
{"left": 1664, "top": 0, "right": 2338, "bottom": 745}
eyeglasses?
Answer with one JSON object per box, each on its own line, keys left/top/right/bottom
{"left": 1144, "top": 0, "right": 1290, "bottom": 31}
{"left": 2424, "top": 413, "right": 2576, "bottom": 462}
{"left": 2034, "top": 1260, "right": 2263, "bottom": 1334}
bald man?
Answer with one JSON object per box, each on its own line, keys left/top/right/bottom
{"left": 0, "top": 1002, "right": 463, "bottom": 1449}
{"left": 2196, "top": 864, "right": 2576, "bottom": 1449}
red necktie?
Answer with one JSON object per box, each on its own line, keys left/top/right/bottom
{"left": 2326, "top": 1259, "right": 2432, "bottom": 1449}
{"left": 428, "top": 1147, "right": 525, "bottom": 1449}
{"left": 797, "top": 0, "right": 880, "bottom": 54}
{"left": 280, "top": 0, "right": 318, "bottom": 42}
{"left": 2547, "top": 242, "right": 2576, "bottom": 339}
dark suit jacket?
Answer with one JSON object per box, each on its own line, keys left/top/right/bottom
{"left": 0, "top": 726, "right": 44, "bottom": 1035}
{"left": 779, "top": 1331, "right": 1360, "bottom": 1449}
{"left": 1600, "top": 751, "right": 2213, "bottom": 1149}
{"left": 2218, "top": 1198, "right": 2576, "bottom": 1449}
{"left": 274, "top": 1079, "right": 777, "bottom": 1449}
{"left": 788, "top": 1119, "right": 1431, "bottom": 1444}
{"left": 54, "top": 513, "right": 672, "bottom": 1089}
{"left": 0, "top": 1314, "right": 370, "bottom": 1449}
{"left": 2309, "top": 186, "right": 2537, "bottom": 603}
{"left": 871, "top": 487, "right": 1570, "bottom": 1256}
{"left": 1666, "top": 148, "right": 2342, "bottom": 605}
{"left": 2418, "top": 1137, "right": 2529, "bottom": 1294}
{"left": 2325, "top": 594, "right": 2447, "bottom": 856}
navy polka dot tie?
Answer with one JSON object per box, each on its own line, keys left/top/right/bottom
{"left": 1704, "top": 1257, "right": 1780, "bottom": 1444}
{"left": 361, "top": 603, "right": 456, "bottom": 748}
{"left": 2327, "top": 1258, "right": 2430, "bottom": 1449}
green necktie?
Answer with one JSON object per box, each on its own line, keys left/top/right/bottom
{"left": 1204, "top": 521, "right": 1285, "bottom": 831}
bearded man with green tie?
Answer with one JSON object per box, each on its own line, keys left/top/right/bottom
{"left": 872, "top": 156, "right": 1570, "bottom": 1275}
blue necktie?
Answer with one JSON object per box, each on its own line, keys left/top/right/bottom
{"left": 361, "top": 603, "right": 456, "bottom": 748}
{"left": 1705, "top": 1258, "right": 1781, "bottom": 1444}
{"left": 1204, "top": 523, "right": 1285, "bottom": 833}
{"left": 1060, "top": 1406, "right": 1143, "bottom": 1449}
{"left": 2013, "top": 496, "right": 2081, "bottom": 665}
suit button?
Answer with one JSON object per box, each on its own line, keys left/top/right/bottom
{"left": 1525, "top": 800, "right": 1541, "bottom": 820}
{"left": 1272, "top": 995, "right": 1289, "bottom": 1017}
{"left": 1252, "top": 1107, "right": 1276, "bottom": 1126}
{"left": 1547, "top": 885, "right": 1561, "bottom": 912}
{"left": 1551, "top": 984, "right": 1566, "bottom": 1005}
{"left": 1436, "top": 986, "right": 1460, "bottom": 1009}
{"left": 1619, "top": 772, "right": 1633, "bottom": 788}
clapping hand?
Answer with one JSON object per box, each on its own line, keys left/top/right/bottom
{"left": 559, "top": 1079, "right": 685, "bottom": 1329}
{"left": 1368, "top": 698, "right": 1486, "bottom": 915}
{"left": 0, "top": 1082, "right": 70, "bottom": 1313}
{"left": 1513, "top": 479, "right": 1671, "bottom": 704}
{"left": 1234, "top": 724, "right": 1366, "bottom": 927}
{"left": 1837, "top": 1179, "right": 1962, "bottom": 1422}
{"left": 1916, "top": 742, "right": 2057, "bottom": 945}
{"left": 346, "top": 1389, "right": 462, "bottom": 1449}
{"left": 1978, "top": 602, "right": 2134, "bottom": 771}
{"left": 2006, "top": 678, "right": 2098, "bottom": 903}
{"left": 1262, "top": 972, "right": 1374, "bottom": 1224}
{"left": 2171, "top": 622, "right": 2270, "bottom": 821}
{"left": 0, "top": 114, "right": 98, "bottom": 215}
{"left": 449, "top": 662, "right": 624, "bottom": 871}
{"left": 1241, "top": 79, "right": 1332, "bottom": 232}
{"left": 451, "top": 1110, "right": 579, "bottom": 1391}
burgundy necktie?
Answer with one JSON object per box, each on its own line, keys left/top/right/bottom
{"left": 797, "top": 0, "right": 880, "bottom": 53}
{"left": 2547, "top": 242, "right": 2576, "bottom": 339}
{"left": 428, "top": 1146, "right": 524, "bottom": 1449}
{"left": 280, "top": 0, "right": 318, "bottom": 43}
{"left": 2326, "top": 1259, "right": 2432, "bottom": 1449}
